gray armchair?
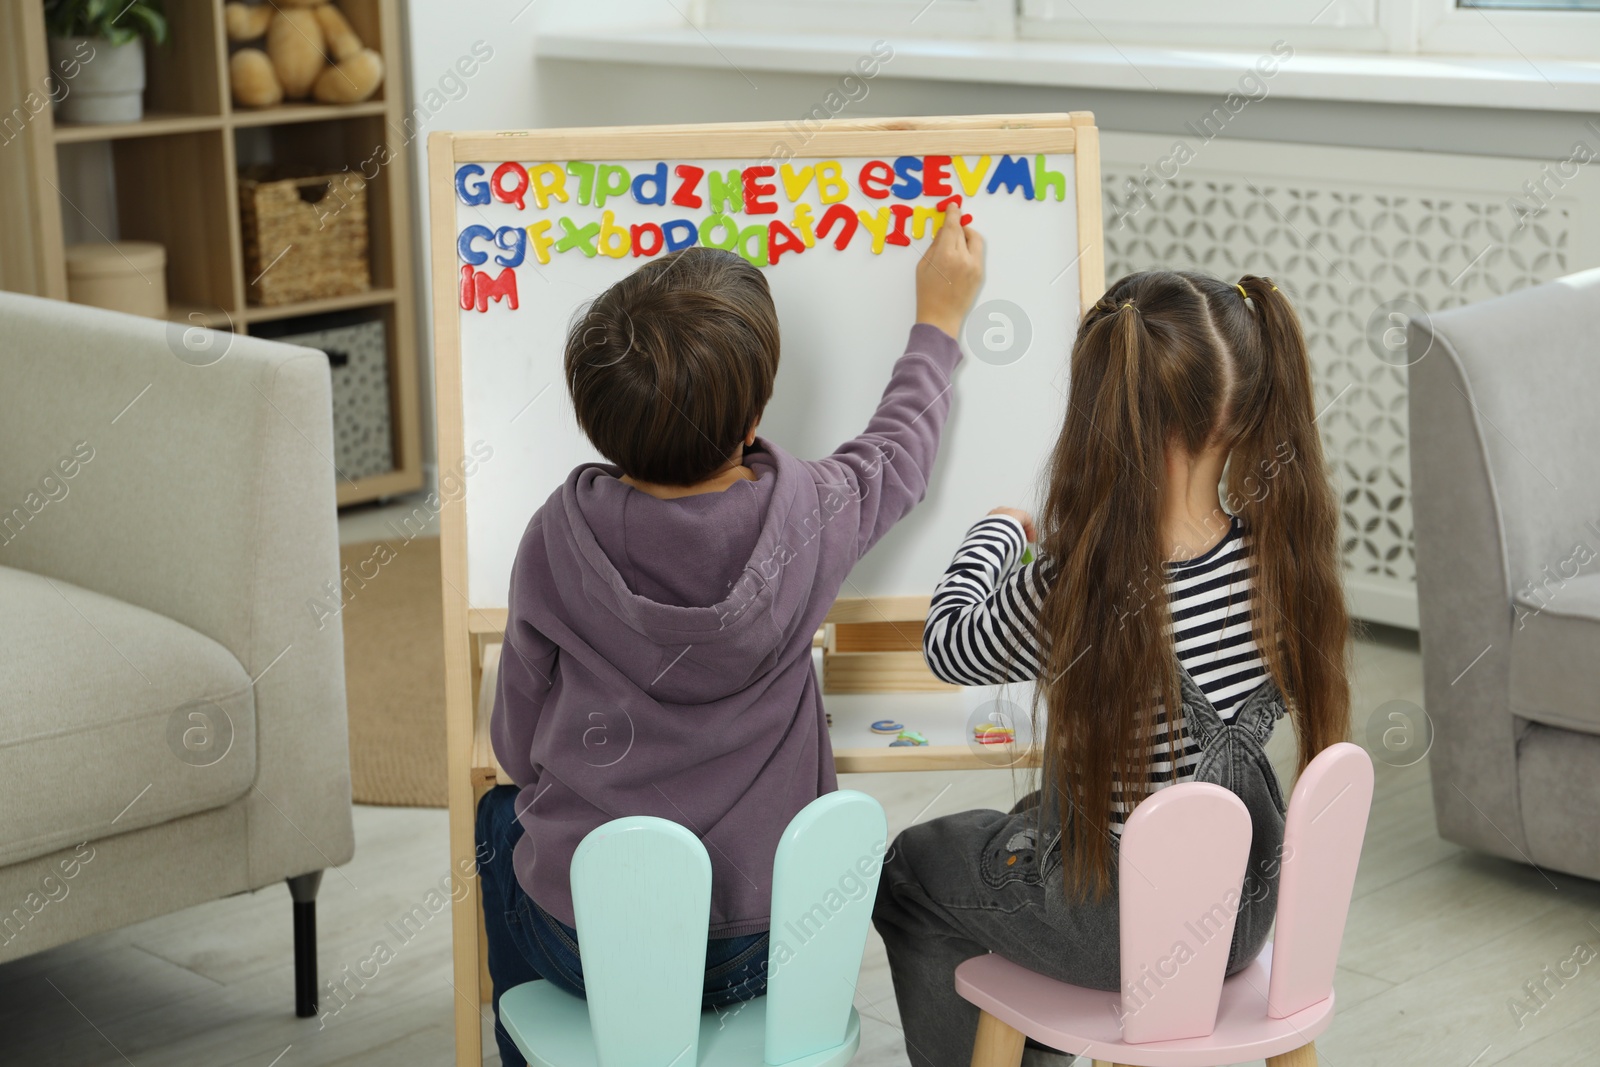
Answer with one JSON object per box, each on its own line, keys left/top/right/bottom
{"left": 1408, "top": 267, "right": 1600, "bottom": 883}
{"left": 0, "top": 292, "right": 355, "bottom": 1015}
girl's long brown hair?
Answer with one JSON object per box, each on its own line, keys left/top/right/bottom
{"left": 1036, "top": 271, "right": 1350, "bottom": 902}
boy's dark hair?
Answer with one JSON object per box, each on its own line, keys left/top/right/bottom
{"left": 564, "top": 247, "right": 780, "bottom": 486}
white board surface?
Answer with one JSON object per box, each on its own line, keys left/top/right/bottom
{"left": 454, "top": 154, "right": 1081, "bottom": 608}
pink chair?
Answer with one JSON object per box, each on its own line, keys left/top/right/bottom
{"left": 955, "top": 741, "right": 1374, "bottom": 1067}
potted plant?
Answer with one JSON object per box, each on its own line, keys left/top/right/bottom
{"left": 44, "top": 0, "right": 168, "bottom": 125}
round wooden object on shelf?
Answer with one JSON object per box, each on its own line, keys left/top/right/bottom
{"left": 65, "top": 241, "right": 168, "bottom": 319}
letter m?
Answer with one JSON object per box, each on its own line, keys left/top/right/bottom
{"left": 472, "top": 267, "right": 519, "bottom": 311}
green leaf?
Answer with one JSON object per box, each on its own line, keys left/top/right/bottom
{"left": 45, "top": 0, "right": 169, "bottom": 45}
{"left": 126, "top": 5, "right": 168, "bottom": 45}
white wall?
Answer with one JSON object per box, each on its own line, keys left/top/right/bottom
{"left": 399, "top": 2, "right": 1597, "bottom": 486}
{"left": 399, "top": 0, "right": 673, "bottom": 482}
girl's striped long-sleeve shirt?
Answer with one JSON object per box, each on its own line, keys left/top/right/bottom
{"left": 922, "top": 514, "right": 1271, "bottom": 832}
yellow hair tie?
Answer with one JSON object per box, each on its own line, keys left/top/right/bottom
{"left": 1122, "top": 301, "right": 1133, "bottom": 308}
{"left": 1236, "top": 283, "right": 1248, "bottom": 299}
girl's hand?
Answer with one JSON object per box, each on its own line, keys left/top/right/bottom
{"left": 916, "top": 204, "right": 985, "bottom": 339}
{"left": 988, "top": 507, "right": 1036, "bottom": 542}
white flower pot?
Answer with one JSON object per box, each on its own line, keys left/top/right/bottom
{"left": 50, "top": 36, "right": 145, "bottom": 125}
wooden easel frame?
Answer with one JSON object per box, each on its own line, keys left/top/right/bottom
{"left": 428, "top": 113, "right": 1103, "bottom": 1065}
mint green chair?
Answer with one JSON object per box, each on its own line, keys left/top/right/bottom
{"left": 499, "top": 790, "right": 888, "bottom": 1067}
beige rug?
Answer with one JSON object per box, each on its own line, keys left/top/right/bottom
{"left": 341, "top": 536, "right": 448, "bottom": 807}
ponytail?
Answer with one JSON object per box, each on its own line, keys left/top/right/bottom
{"left": 1229, "top": 275, "right": 1351, "bottom": 773}
{"left": 1038, "top": 293, "right": 1179, "bottom": 903}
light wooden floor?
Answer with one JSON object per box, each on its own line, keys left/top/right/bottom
{"left": 4, "top": 503, "right": 1597, "bottom": 1065}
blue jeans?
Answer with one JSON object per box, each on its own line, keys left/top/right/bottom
{"left": 476, "top": 786, "right": 770, "bottom": 1066}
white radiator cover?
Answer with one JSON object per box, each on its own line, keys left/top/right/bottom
{"left": 1100, "top": 132, "right": 1598, "bottom": 629}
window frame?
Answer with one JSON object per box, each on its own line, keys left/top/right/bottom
{"left": 1017, "top": 0, "right": 1399, "bottom": 54}
{"left": 704, "top": 0, "right": 1016, "bottom": 40}
{"left": 1414, "top": 0, "right": 1600, "bottom": 58}
{"left": 703, "top": 0, "right": 1600, "bottom": 60}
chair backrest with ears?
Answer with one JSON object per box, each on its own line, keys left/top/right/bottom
{"left": 570, "top": 816, "right": 712, "bottom": 1067}
{"left": 764, "top": 790, "right": 888, "bottom": 1065}
{"left": 1266, "top": 741, "right": 1374, "bottom": 1019}
{"left": 1117, "top": 782, "right": 1253, "bottom": 1045}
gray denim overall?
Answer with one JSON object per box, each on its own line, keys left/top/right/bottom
{"left": 871, "top": 670, "right": 1290, "bottom": 1067}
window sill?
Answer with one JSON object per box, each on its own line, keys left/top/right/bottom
{"left": 536, "top": 27, "right": 1600, "bottom": 113}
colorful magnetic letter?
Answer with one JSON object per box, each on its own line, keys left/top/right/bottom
{"left": 857, "top": 208, "right": 891, "bottom": 253}
{"left": 923, "top": 155, "right": 953, "bottom": 198}
{"left": 526, "top": 219, "right": 555, "bottom": 264}
{"left": 594, "top": 164, "right": 632, "bottom": 208}
{"left": 490, "top": 162, "right": 530, "bottom": 210}
{"left": 708, "top": 169, "right": 743, "bottom": 214}
{"left": 779, "top": 164, "right": 814, "bottom": 202}
{"left": 474, "top": 267, "right": 519, "bottom": 311}
{"left": 597, "top": 210, "right": 630, "bottom": 258}
{"left": 767, "top": 220, "right": 806, "bottom": 264}
{"left": 954, "top": 155, "right": 992, "bottom": 196}
{"left": 886, "top": 204, "right": 915, "bottom": 246}
{"left": 555, "top": 216, "right": 601, "bottom": 257}
{"left": 528, "top": 163, "right": 569, "bottom": 209}
{"left": 936, "top": 194, "right": 973, "bottom": 227}
{"left": 672, "top": 165, "right": 705, "bottom": 208}
{"left": 493, "top": 225, "right": 527, "bottom": 268}
{"left": 1034, "top": 155, "right": 1066, "bottom": 201}
{"left": 736, "top": 223, "right": 769, "bottom": 267}
{"left": 858, "top": 159, "right": 895, "bottom": 199}
{"left": 890, "top": 156, "right": 923, "bottom": 200}
{"left": 631, "top": 222, "right": 665, "bottom": 257}
{"left": 632, "top": 162, "right": 668, "bottom": 205}
{"left": 456, "top": 224, "right": 492, "bottom": 265}
{"left": 566, "top": 161, "right": 596, "bottom": 206}
{"left": 455, "top": 164, "right": 490, "bottom": 206}
{"left": 791, "top": 203, "right": 817, "bottom": 247}
{"left": 987, "top": 154, "right": 1035, "bottom": 198}
{"left": 743, "top": 165, "right": 778, "bottom": 215}
{"left": 699, "top": 214, "right": 740, "bottom": 251}
{"left": 815, "top": 202, "right": 859, "bottom": 250}
{"left": 461, "top": 266, "right": 518, "bottom": 312}
{"left": 814, "top": 161, "right": 848, "bottom": 204}
{"left": 662, "top": 218, "right": 698, "bottom": 251}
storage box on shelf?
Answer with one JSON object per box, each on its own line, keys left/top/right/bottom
{"left": 0, "top": 0, "right": 420, "bottom": 508}
{"left": 255, "top": 310, "right": 395, "bottom": 482}
{"left": 65, "top": 241, "right": 167, "bottom": 317}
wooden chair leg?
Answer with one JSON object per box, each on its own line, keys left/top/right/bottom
{"left": 1267, "top": 1042, "right": 1318, "bottom": 1067}
{"left": 971, "top": 1010, "right": 1026, "bottom": 1067}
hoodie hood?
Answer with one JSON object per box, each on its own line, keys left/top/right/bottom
{"left": 546, "top": 440, "right": 823, "bottom": 704}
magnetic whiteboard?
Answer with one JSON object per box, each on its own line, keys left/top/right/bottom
{"left": 431, "top": 117, "right": 1104, "bottom": 612}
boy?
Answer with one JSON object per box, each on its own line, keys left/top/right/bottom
{"left": 479, "top": 204, "right": 984, "bottom": 1066}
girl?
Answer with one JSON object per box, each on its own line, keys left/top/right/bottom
{"left": 873, "top": 271, "right": 1351, "bottom": 1067}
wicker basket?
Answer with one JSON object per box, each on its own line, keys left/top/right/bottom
{"left": 239, "top": 167, "right": 370, "bottom": 307}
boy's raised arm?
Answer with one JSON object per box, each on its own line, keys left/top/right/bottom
{"left": 823, "top": 205, "right": 985, "bottom": 559}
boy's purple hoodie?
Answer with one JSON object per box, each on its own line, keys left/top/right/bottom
{"left": 491, "top": 324, "right": 961, "bottom": 936}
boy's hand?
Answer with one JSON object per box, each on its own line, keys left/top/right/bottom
{"left": 916, "top": 204, "right": 985, "bottom": 340}
{"left": 988, "top": 507, "right": 1036, "bottom": 542}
